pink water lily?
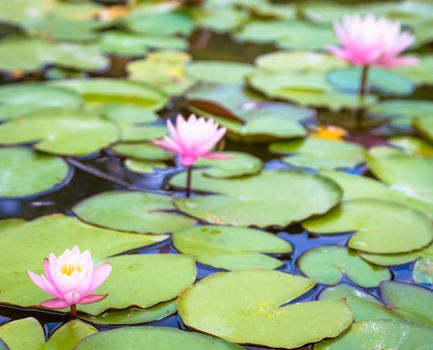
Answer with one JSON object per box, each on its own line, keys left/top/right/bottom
{"left": 327, "top": 14, "right": 419, "bottom": 68}
{"left": 28, "top": 246, "right": 111, "bottom": 317}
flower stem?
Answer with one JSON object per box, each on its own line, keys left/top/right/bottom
{"left": 186, "top": 166, "right": 193, "bottom": 198}
{"left": 70, "top": 304, "right": 77, "bottom": 319}
{"left": 359, "top": 65, "right": 369, "bottom": 102}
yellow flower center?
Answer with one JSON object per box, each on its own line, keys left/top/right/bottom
{"left": 60, "top": 264, "right": 82, "bottom": 276}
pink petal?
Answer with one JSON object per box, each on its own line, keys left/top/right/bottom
{"left": 202, "top": 153, "right": 233, "bottom": 160}
{"left": 41, "top": 298, "right": 71, "bottom": 309}
{"left": 64, "top": 291, "right": 81, "bottom": 305}
{"left": 78, "top": 294, "right": 108, "bottom": 305}
{"left": 180, "top": 155, "right": 198, "bottom": 166}
{"left": 28, "top": 271, "right": 51, "bottom": 295}
{"left": 86, "top": 263, "right": 112, "bottom": 295}
{"left": 379, "top": 56, "right": 420, "bottom": 68}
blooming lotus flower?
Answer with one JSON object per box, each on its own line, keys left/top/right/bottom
{"left": 327, "top": 15, "right": 419, "bottom": 68}
{"left": 153, "top": 114, "right": 227, "bottom": 166}
{"left": 28, "top": 246, "right": 111, "bottom": 311}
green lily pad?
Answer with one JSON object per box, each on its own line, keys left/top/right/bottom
{"left": 178, "top": 270, "right": 353, "bottom": 348}
{"left": 196, "top": 151, "right": 263, "bottom": 178}
{"left": 78, "top": 254, "right": 196, "bottom": 315}
{"left": 112, "top": 143, "right": 174, "bottom": 161}
{"left": 120, "top": 124, "right": 167, "bottom": 143}
{"left": 74, "top": 326, "right": 243, "bottom": 350}
{"left": 81, "top": 299, "right": 177, "bottom": 325}
{"left": 98, "top": 31, "right": 187, "bottom": 56}
{"left": 303, "top": 199, "right": 433, "bottom": 254}
{"left": 173, "top": 225, "right": 292, "bottom": 270}
{"left": 381, "top": 281, "right": 433, "bottom": 327}
{"left": 172, "top": 170, "right": 342, "bottom": 227}
{"left": 91, "top": 104, "right": 159, "bottom": 125}
{"left": 73, "top": 191, "right": 196, "bottom": 234}
{"left": 256, "top": 50, "right": 347, "bottom": 73}
{"left": 0, "top": 84, "right": 82, "bottom": 121}
{"left": 0, "top": 147, "right": 70, "bottom": 198}
{"left": 394, "top": 55, "right": 433, "bottom": 86}
{"left": 414, "top": 258, "right": 433, "bottom": 284}
{"left": 186, "top": 61, "right": 255, "bottom": 85}
{"left": 298, "top": 246, "right": 390, "bottom": 287}
{"left": 328, "top": 68, "right": 415, "bottom": 96}
{"left": 125, "top": 159, "right": 168, "bottom": 174}
{"left": 414, "top": 117, "right": 433, "bottom": 143}
{"left": 389, "top": 136, "right": 433, "bottom": 157}
{"left": 0, "top": 36, "right": 108, "bottom": 72}
{"left": 315, "top": 319, "right": 433, "bottom": 350}
{"left": 51, "top": 79, "right": 168, "bottom": 111}
{"left": 126, "top": 11, "right": 195, "bottom": 36}
{"left": 269, "top": 138, "right": 365, "bottom": 170}
{"left": 0, "top": 109, "right": 119, "bottom": 156}
{"left": 367, "top": 146, "right": 433, "bottom": 203}
{"left": 192, "top": 6, "right": 248, "bottom": 33}
{"left": 0, "top": 318, "right": 97, "bottom": 350}
{"left": 318, "top": 284, "right": 401, "bottom": 321}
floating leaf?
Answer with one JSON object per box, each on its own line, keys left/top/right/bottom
{"left": 73, "top": 191, "right": 196, "bottom": 234}
{"left": 298, "top": 246, "right": 390, "bottom": 287}
{"left": 92, "top": 104, "right": 159, "bottom": 125}
{"left": 192, "top": 6, "right": 248, "bottom": 33}
{"left": 75, "top": 327, "right": 243, "bottom": 350}
{"left": 389, "top": 136, "right": 433, "bottom": 157}
{"left": 0, "top": 318, "right": 97, "bottom": 350}
{"left": 315, "top": 320, "right": 433, "bottom": 350}
{"left": 414, "top": 258, "right": 433, "bottom": 284}
{"left": 186, "top": 61, "right": 255, "bottom": 85}
{"left": 394, "top": 55, "right": 433, "bottom": 86}
{"left": 173, "top": 225, "right": 292, "bottom": 270}
{"left": 0, "top": 83, "right": 82, "bottom": 121}
{"left": 0, "top": 147, "right": 70, "bottom": 199}
{"left": 178, "top": 270, "right": 353, "bottom": 348}
{"left": 172, "top": 170, "right": 342, "bottom": 227}
{"left": 303, "top": 199, "right": 433, "bottom": 254}
{"left": 126, "top": 11, "right": 195, "bottom": 36}
{"left": 125, "top": 159, "right": 167, "bottom": 174}
{"left": 0, "top": 109, "right": 119, "bottom": 156}
{"left": 269, "top": 138, "right": 365, "bottom": 170}
{"left": 112, "top": 143, "right": 174, "bottom": 161}
{"left": 318, "top": 284, "right": 401, "bottom": 321}
{"left": 381, "top": 281, "right": 433, "bottom": 327}
{"left": 414, "top": 117, "right": 433, "bottom": 143}
{"left": 119, "top": 125, "right": 167, "bottom": 143}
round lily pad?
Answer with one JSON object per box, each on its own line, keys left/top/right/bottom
{"left": 92, "top": 104, "right": 159, "bottom": 125}
{"left": 328, "top": 68, "right": 415, "bottom": 96}
{"left": 367, "top": 146, "right": 433, "bottom": 204}
{"left": 269, "top": 138, "right": 365, "bottom": 170}
{"left": 298, "top": 246, "right": 391, "bottom": 288}
{"left": 315, "top": 319, "right": 433, "bottom": 350}
{"left": 0, "top": 147, "right": 70, "bottom": 198}
{"left": 0, "top": 83, "right": 82, "bottom": 121}
{"left": 395, "top": 55, "right": 433, "bottom": 86}
{"left": 125, "top": 159, "right": 168, "bottom": 174}
{"left": 126, "top": 11, "right": 195, "bottom": 36}
{"left": 74, "top": 327, "right": 243, "bottom": 350}
{"left": 81, "top": 299, "right": 177, "bottom": 325}
{"left": 0, "top": 109, "right": 119, "bottom": 156}
{"left": 172, "top": 170, "right": 342, "bottom": 228}
{"left": 414, "top": 117, "right": 433, "bottom": 143}
{"left": 196, "top": 151, "right": 263, "bottom": 178}
{"left": 178, "top": 270, "right": 353, "bottom": 348}
{"left": 381, "top": 281, "right": 433, "bottom": 327}
{"left": 192, "top": 6, "right": 248, "bottom": 33}
{"left": 304, "top": 199, "right": 433, "bottom": 254}
{"left": 186, "top": 61, "right": 255, "bottom": 85}
{"left": 173, "top": 225, "right": 292, "bottom": 270}
{"left": 73, "top": 191, "right": 196, "bottom": 234}
{"left": 389, "top": 136, "right": 433, "bottom": 157}
{"left": 0, "top": 318, "right": 97, "bottom": 350}
{"left": 111, "top": 142, "right": 174, "bottom": 161}
{"left": 78, "top": 254, "right": 196, "bottom": 315}
{"left": 318, "top": 283, "right": 401, "bottom": 321}
{"left": 119, "top": 124, "right": 167, "bottom": 143}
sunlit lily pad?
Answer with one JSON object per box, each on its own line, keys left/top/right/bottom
{"left": 414, "top": 117, "right": 433, "bottom": 143}
{"left": 0, "top": 84, "right": 82, "bottom": 121}
{"left": 172, "top": 170, "right": 342, "bottom": 227}
{"left": 51, "top": 78, "right": 168, "bottom": 111}
{"left": 318, "top": 284, "right": 401, "bottom": 321}
{"left": 186, "top": 61, "right": 255, "bottom": 84}
{"left": 269, "top": 138, "right": 365, "bottom": 170}
{"left": 119, "top": 124, "right": 167, "bottom": 143}
{"left": 389, "top": 136, "right": 433, "bottom": 157}
{"left": 81, "top": 299, "right": 177, "bottom": 325}
{"left": 126, "top": 11, "right": 195, "bottom": 36}
{"left": 196, "top": 151, "right": 263, "bottom": 178}
{"left": 298, "top": 246, "right": 390, "bottom": 287}
{"left": 112, "top": 143, "right": 174, "bottom": 161}
{"left": 303, "top": 199, "right": 433, "bottom": 254}
{"left": 0, "top": 318, "right": 97, "bottom": 350}
{"left": 192, "top": 6, "right": 248, "bottom": 33}
{"left": 0, "top": 147, "right": 70, "bottom": 199}
{"left": 315, "top": 319, "right": 433, "bottom": 350}
{"left": 125, "top": 159, "right": 168, "bottom": 174}
{"left": 328, "top": 68, "right": 415, "bottom": 96}
{"left": 0, "top": 109, "right": 119, "bottom": 156}
{"left": 79, "top": 254, "right": 196, "bottom": 315}
{"left": 414, "top": 258, "right": 433, "bottom": 284}
{"left": 92, "top": 104, "right": 159, "bottom": 125}
{"left": 173, "top": 225, "right": 292, "bottom": 270}
{"left": 381, "top": 281, "right": 433, "bottom": 327}
{"left": 367, "top": 146, "right": 433, "bottom": 203}
{"left": 395, "top": 55, "right": 433, "bottom": 86}
{"left": 178, "top": 270, "right": 353, "bottom": 348}
{"left": 73, "top": 191, "right": 196, "bottom": 234}
{"left": 74, "top": 326, "right": 243, "bottom": 350}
